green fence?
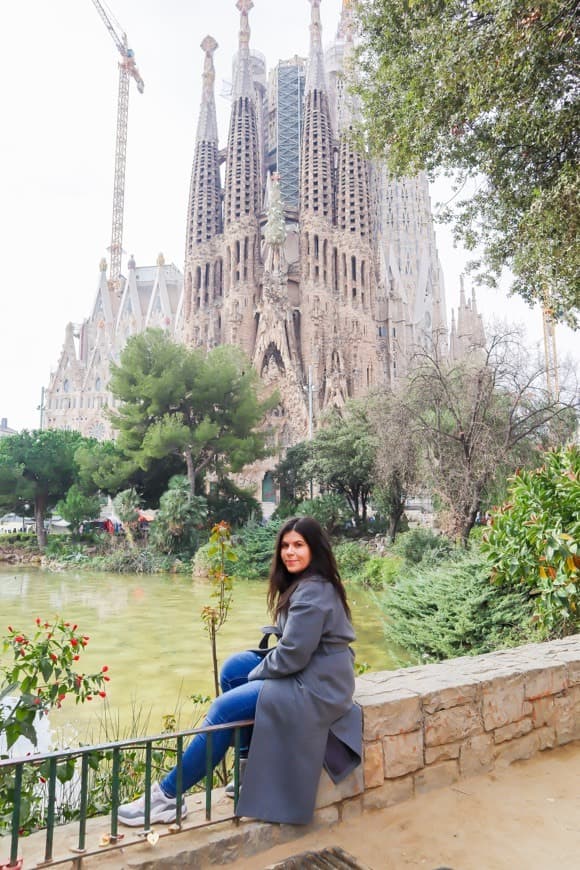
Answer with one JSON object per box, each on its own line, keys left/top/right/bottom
{"left": 0, "top": 719, "right": 252, "bottom": 868}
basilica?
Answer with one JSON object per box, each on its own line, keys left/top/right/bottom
{"left": 45, "top": 1, "right": 484, "bottom": 502}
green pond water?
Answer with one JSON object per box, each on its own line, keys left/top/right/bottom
{"left": 0, "top": 566, "right": 394, "bottom": 746}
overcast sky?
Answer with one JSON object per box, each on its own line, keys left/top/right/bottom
{"left": 1, "top": 0, "right": 577, "bottom": 432}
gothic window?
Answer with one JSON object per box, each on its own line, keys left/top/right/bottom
{"left": 95, "top": 377, "right": 102, "bottom": 392}
{"left": 63, "top": 379, "right": 70, "bottom": 393}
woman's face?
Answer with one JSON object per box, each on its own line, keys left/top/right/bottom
{"left": 280, "top": 530, "right": 312, "bottom": 574}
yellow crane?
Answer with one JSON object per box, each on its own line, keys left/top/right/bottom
{"left": 91, "top": 0, "right": 144, "bottom": 294}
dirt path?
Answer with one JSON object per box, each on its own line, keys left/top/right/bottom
{"left": 232, "top": 742, "right": 580, "bottom": 870}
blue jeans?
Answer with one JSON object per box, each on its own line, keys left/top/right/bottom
{"left": 161, "top": 651, "right": 263, "bottom": 797}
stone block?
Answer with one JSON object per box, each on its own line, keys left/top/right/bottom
{"left": 565, "top": 659, "right": 580, "bottom": 685}
{"left": 536, "top": 725, "right": 556, "bottom": 750}
{"left": 363, "top": 740, "right": 384, "bottom": 789}
{"left": 311, "top": 805, "right": 340, "bottom": 828}
{"left": 459, "top": 732, "right": 494, "bottom": 777}
{"left": 422, "top": 683, "right": 479, "bottom": 714}
{"left": 414, "top": 760, "right": 459, "bottom": 794}
{"left": 531, "top": 696, "right": 555, "bottom": 728}
{"left": 234, "top": 821, "right": 284, "bottom": 860}
{"left": 482, "top": 675, "right": 526, "bottom": 730}
{"left": 315, "top": 763, "right": 364, "bottom": 809}
{"left": 493, "top": 730, "right": 539, "bottom": 766}
{"left": 424, "top": 703, "right": 481, "bottom": 746}
{"left": 493, "top": 717, "right": 533, "bottom": 744}
{"left": 383, "top": 729, "right": 424, "bottom": 778}
{"left": 341, "top": 796, "right": 364, "bottom": 821}
{"left": 425, "top": 740, "right": 462, "bottom": 765}
{"left": 553, "top": 691, "right": 580, "bottom": 744}
{"left": 554, "top": 694, "right": 574, "bottom": 744}
{"left": 524, "top": 665, "right": 567, "bottom": 700}
{"left": 362, "top": 775, "right": 413, "bottom": 811}
{"left": 360, "top": 691, "right": 422, "bottom": 739}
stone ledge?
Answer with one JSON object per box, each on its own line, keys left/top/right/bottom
{"left": 6, "top": 635, "right": 580, "bottom": 869}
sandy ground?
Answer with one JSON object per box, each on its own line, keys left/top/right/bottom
{"left": 232, "top": 742, "right": 580, "bottom": 870}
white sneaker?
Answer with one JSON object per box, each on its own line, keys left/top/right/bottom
{"left": 118, "top": 782, "right": 188, "bottom": 827}
{"left": 225, "top": 758, "right": 247, "bottom": 799}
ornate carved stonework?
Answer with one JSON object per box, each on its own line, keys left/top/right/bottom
{"left": 46, "top": 1, "right": 484, "bottom": 510}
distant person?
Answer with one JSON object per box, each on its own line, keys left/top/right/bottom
{"left": 118, "top": 516, "right": 362, "bottom": 827}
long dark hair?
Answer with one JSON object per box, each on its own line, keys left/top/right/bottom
{"left": 267, "top": 516, "right": 351, "bottom": 620}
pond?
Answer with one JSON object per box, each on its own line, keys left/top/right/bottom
{"left": 0, "top": 566, "right": 394, "bottom": 747}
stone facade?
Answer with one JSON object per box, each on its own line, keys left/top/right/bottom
{"left": 45, "top": 0, "right": 484, "bottom": 504}
{"left": 45, "top": 255, "right": 183, "bottom": 440}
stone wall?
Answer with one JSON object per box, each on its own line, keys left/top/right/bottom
{"left": 315, "top": 635, "right": 580, "bottom": 820}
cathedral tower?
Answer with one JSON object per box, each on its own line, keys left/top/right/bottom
{"left": 183, "top": 36, "right": 223, "bottom": 347}
{"left": 222, "top": 0, "right": 263, "bottom": 349}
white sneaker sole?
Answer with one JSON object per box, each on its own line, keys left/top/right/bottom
{"left": 118, "top": 807, "right": 188, "bottom": 827}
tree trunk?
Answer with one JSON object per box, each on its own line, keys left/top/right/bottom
{"left": 388, "top": 502, "right": 405, "bottom": 543}
{"left": 35, "top": 494, "right": 47, "bottom": 550}
{"left": 461, "top": 505, "right": 480, "bottom": 549}
{"left": 184, "top": 448, "right": 196, "bottom": 496}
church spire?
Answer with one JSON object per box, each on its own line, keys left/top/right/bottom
{"left": 305, "top": 0, "right": 327, "bottom": 94}
{"left": 233, "top": 0, "right": 254, "bottom": 100}
{"left": 337, "top": 0, "right": 355, "bottom": 41}
{"left": 300, "top": 0, "right": 334, "bottom": 221}
{"left": 196, "top": 36, "right": 219, "bottom": 143}
{"left": 224, "top": 0, "right": 261, "bottom": 226}
{"left": 185, "top": 36, "right": 223, "bottom": 257}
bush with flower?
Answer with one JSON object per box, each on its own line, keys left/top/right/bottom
{"left": 1, "top": 618, "right": 109, "bottom": 751}
{"left": 1, "top": 618, "right": 110, "bottom": 835}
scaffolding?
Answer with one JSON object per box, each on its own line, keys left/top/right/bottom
{"left": 275, "top": 59, "right": 306, "bottom": 209}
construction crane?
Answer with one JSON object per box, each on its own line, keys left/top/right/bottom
{"left": 91, "top": 0, "right": 144, "bottom": 294}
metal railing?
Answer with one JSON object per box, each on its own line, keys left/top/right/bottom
{"left": 0, "top": 719, "right": 253, "bottom": 869}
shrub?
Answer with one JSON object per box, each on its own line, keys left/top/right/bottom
{"left": 206, "top": 479, "right": 262, "bottom": 528}
{"left": 233, "top": 521, "right": 279, "bottom": 580}
{"left": 359, "top": 554, "right": 403, "bottom": 589}
{"left": 295, "top": 494, "right": 350, "bottom": 535}
{"left": 148, "top": 476, "right": 207, "bottom": 557}
{"left": 392, "top": 528, "right": 452, "bottom": 565}
{"left": 334, "top": 541, "right": 370, "bottom": 580}
{"left": 378, "top": 553, "right": 537, "bottom": 665}
{"left": 89, "top": 548, "right": 189, "bottom": 575}
{"left": 1, "top": 619, "right": 109, "bottom": 835}
{"left": 482, "top": 445, "right": 580, "bottom": 636}
{"left": 1, "top": 532, "right": 37, "bottom": 547}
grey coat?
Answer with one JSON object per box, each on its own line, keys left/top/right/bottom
{"left": 235, "top": 574, "right": 362, "bottom": 825}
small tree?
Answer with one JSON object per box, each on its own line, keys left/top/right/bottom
{"left": 308, "top": 402, "right": 378, "bottom": 525}
{"left": 55, "top": 485, "right": 101, "bottom": 537}
{"left": 482, "top": 445, "right": 580, "bottom": 636}
{"left": 404, "top": 330, "right": 577, "bottom": 545}
{"left": 0, "top": 430, "right": 91, "bottom": 548}
{"left": 272, "top": 442, "right": 312, "bottom": 506}
{"left": 368, "top": 392, "right": 421, "bottom": 542}
{"left": 149, "top": 476, "right": 207, "bottom": 556}
{"left": 108, "top": 330, "right": 276, "bottom": 496}
{"left": 200, "top": 522, "right": 237, "bottom": 699}
{"left": 113, "top": 488, "right": 141, "bottom": 549}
